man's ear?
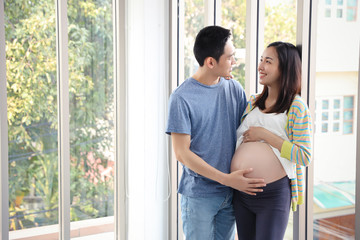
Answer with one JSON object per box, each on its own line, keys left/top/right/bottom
{"left": 204, "top": 57, "right": 216, "bottom": 69}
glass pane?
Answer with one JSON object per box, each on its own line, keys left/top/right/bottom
{"left": 263, "top": 1, "right": 297, "bottom": 238}
{"left": 337, "top": 0, "right": 344, "bottom": 6}
{"left": 326, "top": 0, "right": 332, "bottom": 5}
{"left": 322, "top": 123, "right": 328, "bottom": 132}
{"left": 347, "top": 8, "right": 356, "bottom": 21}
{"left": 5, "top": 0, "right": 59, "bottom": 237}
{"left": 343, "top": 110, "right": 353, "bottom": 120}
{"left": 313, "top": 0, "right": 358, "bottom": 238}
{"left": 184, "top": 0, "right": 205, "bottom": 79}
{"left": 344, "top": 96, "right": 354, "bottom": 108}
{"left": 337, "top": 9, "right": 343, "bottom": 18}
{"left": 347, "top": 0, "right": 357, "bottom": 7}
{"left": 322, "top": 100, "right": 329, "bottom": 109}
{"left": 322, "top": 112, "right": 329, "bottom": 121}
{"left": 68, "top": 0, "right": 115, "bottom": 238}
{"left": 221, "top": 0, "right": 247, "bottom": 88}
{"left": 181, "top": 2, "right": 206, "bottom": 239}
{"left": 264, "top": 0, "right": 297, "bottom": 47}
{"left": 325, "top": 8, "right": 331, "bottom": 18}
{"left": 343, "top": 122, "right": 354, "bottom": 134}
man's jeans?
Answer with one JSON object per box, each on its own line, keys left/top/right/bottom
{"left": 180, "top": 191, "right": 235, "bottom": 240}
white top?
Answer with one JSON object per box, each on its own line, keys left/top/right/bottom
{"left": 236, "top": 107, "right": 296, "bottom": 179}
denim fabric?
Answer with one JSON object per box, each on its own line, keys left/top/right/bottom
{"left": 180, "top": 191, "right": 236, "bottom": 240}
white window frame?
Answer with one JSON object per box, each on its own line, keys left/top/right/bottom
{"left": 0, "top": 1, "right": 9, "bottom": 239}
{"left": 0, "top": 0, "right": 128, "bottom": 239}
{"left": 170, "top": 0, "right": 360, "bottom": 239}
{"left": 315, "top": 96, "right": 344, "bottom": 135}
{"left": 170, "top": 0, "right": 315, "bottom": 239}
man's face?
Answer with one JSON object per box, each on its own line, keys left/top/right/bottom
{"left": 214, "top": 39, "right": 236, "bottom": 78}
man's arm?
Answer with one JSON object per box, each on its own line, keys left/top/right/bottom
{"left": 171, "top": 133, "right": 266, "bottom": 195}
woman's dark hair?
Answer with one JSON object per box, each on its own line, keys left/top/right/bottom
{"left": 255, "top": 41, "right": 302, "bottom": 113}
{"left": 193, "top": 26, "right": 231, "bottom": 66}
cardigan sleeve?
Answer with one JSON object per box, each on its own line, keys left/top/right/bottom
{"left": 280, "top": 96, "right": 313, "bottom": 167}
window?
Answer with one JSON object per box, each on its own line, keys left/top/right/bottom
{"left": 315, "top": 96, "right": 355, "bottom": 135}
{"left": 262, "top": 0, "right": 298, "bottom": 239}
{"left": 324, "top": 0, "right": 358, "bottom": 20}
{"left": 5, "top": 0, "right": 59, "bottom": 232}
{"left": 313, "top": 0, "right": 358, "bottom": 237}
{"left": 337, "top": 8, "right": 343, "bottom": 17}
{"left": 325, "top": 8, "right": 332, "bottom": 17}
{"left": 343, "top": 96, "right": 355, "bottom": 134}
{"left": 336, "top": 0, "right": 345, "bottom": 18}
{"left": 68, "top": 0, "right": 115, "bottom": 237}
{"left": 347, "top": 0, "right": 358, "bottom": 21}
{"left": 183, "top": 1, "right": 205, "bottom": 80}
{"left": 325, "top": 0, "right": 332, "bottom": 17}
{"left": 5, "top": 0, "right": 116, "bottom": 238}
{"left": 3, "top": 0, "right": 171, "bottom": 239}
{"left": 220, "top": 0, "right": 247, "bottom": 88}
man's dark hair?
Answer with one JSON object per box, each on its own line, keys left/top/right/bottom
{"left": 193, "top": 26, "right": 232, "bottom": 66}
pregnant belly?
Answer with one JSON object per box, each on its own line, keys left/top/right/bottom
{"left": 230, "top": 142, "right": 286, "bottom": 183}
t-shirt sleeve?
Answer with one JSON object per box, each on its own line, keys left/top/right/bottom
{"left": 237, "top": 82, "right": 247, "bottom": 127}
{"left": 239, "top": 88, "right": 247, "bottom": 117}
{"left": 165, "top": 93, "right": 191, "bottom": 135}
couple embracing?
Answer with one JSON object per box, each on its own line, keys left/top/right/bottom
{"left": 166, "top": 26, "right": 312, "bottom": 240}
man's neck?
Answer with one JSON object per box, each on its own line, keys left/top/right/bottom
{"left": 192, "top": 68, "right": 220, "bottom": 86}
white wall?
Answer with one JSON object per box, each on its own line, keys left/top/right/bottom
{"left": 316, "top": 0, "right": 360, "bottom": 72}
{"left": 314, "top": 72, "right": 358, "bottom": 182}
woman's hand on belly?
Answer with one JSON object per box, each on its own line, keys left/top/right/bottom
{"left": 243, "top": 126, "right": 284, "bottom": 152}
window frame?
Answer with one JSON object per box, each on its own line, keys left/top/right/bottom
{"left": 355, "top": 38, "right": 360, "bottom": 238}
{"left": 0, "top": 0, "right": 127, "bottom": 239}
{"left": 315, "top": 96, "right": 346, "bottom": 135}
{"left": 0, "top": 1, "right": 9, "bottom": 239}
{"left": 170, "top": 0, "right": 360, "bottom": 239}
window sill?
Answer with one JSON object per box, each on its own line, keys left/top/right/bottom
{"left": 9, "top": 216, "right": 114, "bottom": 240}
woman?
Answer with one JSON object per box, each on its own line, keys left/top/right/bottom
{"left": 231, "top": 41, "right": 312, "bottom": 240}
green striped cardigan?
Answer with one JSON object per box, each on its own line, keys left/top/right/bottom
{"left": 241, "top": 95, "right": 313, "bottom": 211}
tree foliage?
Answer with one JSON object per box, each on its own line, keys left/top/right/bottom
{"left": 264, "top": 1, "right": 297, "bottom": 47}
{"left": 6, "top": 0, "right": 114, "bottom": 229}
{"left": 221, "top": 0, "right": 247, "bottom": 86}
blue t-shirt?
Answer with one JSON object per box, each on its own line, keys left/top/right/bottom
{"left": 166, "top": 77, "right": 247, "bottom": 197}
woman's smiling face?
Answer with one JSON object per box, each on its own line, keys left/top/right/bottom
{"left": 258, "top": 46, "right": 281, "bottom": 88}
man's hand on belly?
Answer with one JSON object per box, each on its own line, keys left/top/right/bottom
{"left": 223, "top": 169, "right": 266, "bottom": 195}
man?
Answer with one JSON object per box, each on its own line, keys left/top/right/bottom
{"left": 166, "top": 26, "right": 265, "bottom": 239}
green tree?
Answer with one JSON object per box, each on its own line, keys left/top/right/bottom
{"left": 184, "top": 0, "right": 205, "bottom": 78}
{"left": 221, "top": 0, "right": 246, "bottom": 87}
{"left": 6, "top": 0, "right": 114, "bottom": 229}
{"left": 264, "top": 1, "right": 297, "bottom": 46}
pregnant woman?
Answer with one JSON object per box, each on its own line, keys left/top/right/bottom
{"left": 231, "top": 41, "right": 313, "bottom": 240}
